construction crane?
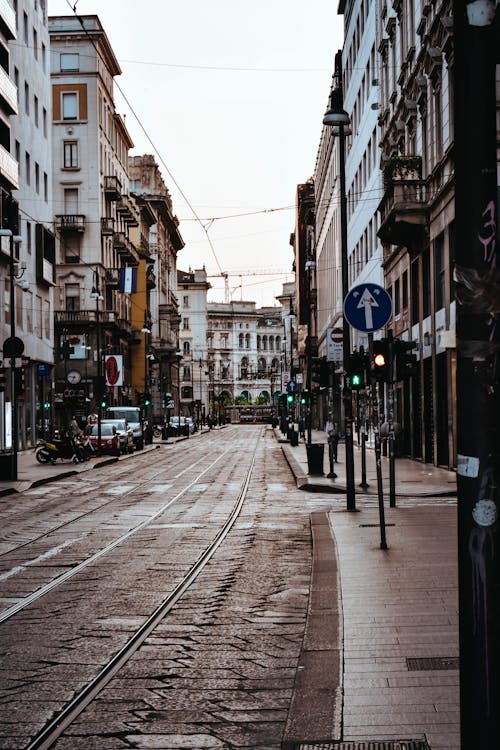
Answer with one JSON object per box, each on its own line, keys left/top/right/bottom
{"left": 206, "top": 269, "right": 292, "bottom": 303}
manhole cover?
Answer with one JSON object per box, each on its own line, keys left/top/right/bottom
{"left": 407, "top": 656, "right": 459, "bottom": 671}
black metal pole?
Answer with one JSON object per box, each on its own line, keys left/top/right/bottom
{"left": 9, "top": 233, "right": 17, "bottom": 480}
{"left": 387, "top": 330, "right": 396, "bottom": 508}
{"left": 453, "top": 3, "right": 500, "bottom": 746}
{"left": 96, "top": 286, "right": 102, "bottom": 451}
{"left": 339, "top": 121, "right": 355, "bottom": 511}
{"left": 368, "top": 333, "right": 387, "bottom": 549}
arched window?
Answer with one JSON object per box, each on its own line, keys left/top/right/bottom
{"left": 275, "top": 336, "right": 281, "bottom": 350}
{"left": 257, "top": 335, "right": 261, "bottom": 350}
{"left": 239, "top": 333, "right": 244, "bottom": 348}
{"left": 269, "top": 336, "right": 274, "bottom": 351}
{"left": 271, "top": 357, "right": 279, "bottom": 372}
{"left": 245, "top": 333, "right": 250, "bottom": 349}
{"left": 258, "top": 357, "right": 266, "bottom": 377}
{"left": 240, "top": 357, "right": 248, "bottom": 378}
{"left": 183, "top": 341, "right": 190, "bottom": 356}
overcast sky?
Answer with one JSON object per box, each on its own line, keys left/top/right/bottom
{"left": 48, "top": 1, "right": 344, "bottom": 307}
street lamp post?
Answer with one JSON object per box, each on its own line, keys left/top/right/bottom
{"left": 176, "top": 351, "right": 182, "bottom": 433}
{"left": 90, "top": 273, "right": 104, "bottom": 451}
{"left": 0, "top": 229, "right": 23, "bottom": 480}
{"left": 323, "top": 51, "right": 356, "bottom": 511}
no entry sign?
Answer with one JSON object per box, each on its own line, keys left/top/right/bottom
{"left": 327, "top": 327, "right": 343, "bottom": 362}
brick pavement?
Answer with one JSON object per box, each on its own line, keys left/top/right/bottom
{"left": 281, "top": 429, "right": 459, "bottom": 750}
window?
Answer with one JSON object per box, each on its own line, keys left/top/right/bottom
{"left": 24, "top": 81, "right": 29, "bottom": 114}
{"left": 62, "top": 92, "right": 77, "bottom": 120}
{"left": 41, "top": 43, "right": 46, "bottom": 72}
{"left": 65, "top": 283, "right": 80, "bottom": 311}
{"left": 25, "top": 152, "right": 30, "bottom": 185}
{"left": 33, "top": 28, "right": 38, "bottom": 59}
{"left": 434, "top": 233, "right": 445, "bottom": 310}
{"left": 183, "top": 317, "right": 189, "bottom": 330}
{"left": 422, "top": 248, "right": 431, "bottom": 318}
{"left": 23, "top": 11, "right": 28, "bottom": 44}
{"left": 182, "top": 365, "right": 191, "bottom": 381}
{"left": 402, "top": 270, "right": 408, "bottom": 310}
{"left": 63, "top": 140, "right": 79, "bottom": 168}
{"left": 183, "top": 295, "right": 189, "bottom": 307}
{"left": 42, "top": 107, "right": 47, "bottom": 137}
{"left": 183, "top": 341, "right": 191, "bottom": 356}
{"left": 26, "top": 221, "right": 32, "bottom": 254}
{"left": 43, "top": 300, "right": 50, "bottom": 339}
{"left": 35, "top": 162, "right": 39, "bottom": 193}
{"left": 34, "top": 95, "right": 38, "bottom": 126}
{"left": 15, "top": 139, "right": 20, "bottom": 164}
{"left": 394, "top": 277, "right": 400, "bottom": 316}
{"left": 60, "top": 53, "right": 79, "bottom": 71}
{"left": 43, "top": 172, "right": 48, "bottom": 202}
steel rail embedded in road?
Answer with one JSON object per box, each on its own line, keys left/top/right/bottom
{"left": 26, "top": 433, "right": 260, "bottom": 750}
{"left": 0, "top": 443, "right": 233, "bottom": 624}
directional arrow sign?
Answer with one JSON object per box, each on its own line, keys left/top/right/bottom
{"left": 344, "top": 283, "right": 392, "bottom": 333}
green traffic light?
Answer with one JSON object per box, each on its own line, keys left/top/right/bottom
{"left": 286, "top": 394, "right": 294, "bottom": 403}
{"left": 352, "top": 374, "right": 361, "bottom": 386}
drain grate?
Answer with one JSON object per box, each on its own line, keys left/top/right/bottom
{"left": 291, "top": 741, "right": 430, "bottom": 750}
{"left": 407, "top": 656, "right": 459, "bottom": 671}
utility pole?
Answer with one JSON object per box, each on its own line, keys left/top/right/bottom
{"left": 453, "top": 2, "right": 499, "bottom": 746}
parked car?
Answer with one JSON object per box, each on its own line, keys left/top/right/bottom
{"left": 105, "top": 407, "right": 144, "bottom": 450}
{"left": 86, "top": 423, "right": 121, "bottom": 455}
{"left": 168, "top": 417, "right": 192, "bottom": 436}
{"left": 101, "top": 419, "right": 134, "bottom": 454}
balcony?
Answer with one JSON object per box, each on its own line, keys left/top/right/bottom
{"left": 103, "top": 175, "right": 122, "bottom": 201}
{"left": 116, "top": 193, "right": 138, "bottom": 226}
{"left": 55, "top": 214, "right": 86, "bottom": 232}
{"left": 113, "top": 231, "right": 139, "bottom": 264}
{"left": 0, "top": 0, "right": 16, "bottom": 40}
{"left": 105, "top": 268, "right": 120, "bottom": 287}
{"left": 377, "top": 180, "right": 428, "bottom": 249}
{"left": 0, "top": 65, "right": 17, "bottom": 115}
{"left": 55, "top": 309, "right": 116, "bottom": 326}
{"left": 0, "top": 143, "right": 18, "bottom": 189}
{"left": 101, "top": 216, "right": 115, "bottom": 235}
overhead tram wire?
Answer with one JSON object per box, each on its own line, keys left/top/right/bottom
{"left": 64, "top": 0, "right": 226, "bottom": 285}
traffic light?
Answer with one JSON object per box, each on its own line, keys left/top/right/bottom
{"left": 300, "top": 391, "right": 308, "bottom": 405}
{"left": 311, "top": 356, "right": 329, "bottom": 387}
{"left": 14, "top": 368, "right": 26, "bottom": 394}
{"left": 286, "top": 393, "right": 295, "bottom": 404}
{"left": 0, "top": 367, "right": 6, "bottom": 392}
{"left": 144, "top": 392, "right": 151, "bottom": 406}
{"left": 137, "top": 391, "right": 145, "bottom": 406}
{"left": 100, "top": 393, "right": 109, "bottom": 409}
{"left": 347, "top": 352, "right": 365, "bottom": 390}
{"left": 372, "top": 339, "right": 389, "bottom": 382}
{"left": 394, "top": 339, "right": 418, "bottom": 380}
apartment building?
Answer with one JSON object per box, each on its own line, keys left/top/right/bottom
{"left": 376, "top": 0, "right": 455, "bottom": 467}
{"left": 129, "top": 155, "right": 184, "bottom": 423}
{"left": 49, "top": 14, "right": 144, "bottom": 429}
{"left": 0, "top": 0, "right": 19, "bottom": 461}
{"left": 177, "top": 267, "right": 210, "bottom": 423}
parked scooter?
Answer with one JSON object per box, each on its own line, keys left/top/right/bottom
{"left": 35, "top": 432, "right": 88, "bottom": 465}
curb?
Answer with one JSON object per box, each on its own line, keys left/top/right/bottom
{"left": 282, "top": 511, "right": 342, "bottom": 748}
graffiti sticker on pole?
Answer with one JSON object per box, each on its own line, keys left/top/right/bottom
{"left": 343, "top": 283, "right": 392, "bottom": 332}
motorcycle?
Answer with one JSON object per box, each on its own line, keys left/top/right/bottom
{"left": 35, "top": 432, "right": 88, "bottom": 465}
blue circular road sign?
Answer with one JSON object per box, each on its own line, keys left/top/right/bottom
{"left": 343, "top": 283, "right": 392, "bottom": 332}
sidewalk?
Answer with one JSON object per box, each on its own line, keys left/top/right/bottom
{"left": 279, "top": 428, "right": 457, "bottom": 498}
{"left": 280, "top": 429, "right": 459, "bottom": 750}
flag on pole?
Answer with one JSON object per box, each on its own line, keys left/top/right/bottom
{"left": 119, "top": 267, "right": 137, "bottom": 293}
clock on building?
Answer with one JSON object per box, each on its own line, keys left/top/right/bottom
{"left": 66, "top": 369, "right": 82, "bottom": 385}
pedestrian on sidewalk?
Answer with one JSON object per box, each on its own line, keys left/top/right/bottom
{"left": 325, "top": 418, "right": 340, "bottom": 467}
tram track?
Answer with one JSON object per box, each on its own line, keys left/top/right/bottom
{"left": 0, "top": 433, "right": 243, "bottom": 624}
{"left": 22, "top": 431, "right": 260, "bottom": 750}
{"left": 0, "top": 430, "right": 240, "bottom": 559}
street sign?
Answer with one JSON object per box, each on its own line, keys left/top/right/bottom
{"left": 286, "top": 380, "right": 298, "bottom": 393}
{"left": 165, "top": 400, "right": 175, "bottom": 409}
{"left": 344, "top": 283, "right": 392, "bottom": 332}
{"left": 327, "top": 326, "right": 343, "bottom": 362}
{"left": 2, "top": 336, "right": 24, "bottom": 357}
{"left": 37, "top": 363, "right": 51, "bottom": 377}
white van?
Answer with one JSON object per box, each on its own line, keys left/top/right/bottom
{"left": 105, "top": 406, "right": 144, "bottom": 450}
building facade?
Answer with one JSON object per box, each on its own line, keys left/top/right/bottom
{"left": 49, "top": 14, "right": 144, "bottom": 430}
{"left": 376, "top": 0, "right": 456, "bottom": 467}
{"left": 1, "top": 0, "right": 54, "bottom": 451}
{"left": 177, "top": 267, "right": 210, "bottom": 423}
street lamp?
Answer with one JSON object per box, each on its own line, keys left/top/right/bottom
{"left": 323, "top": 51, "right": 356, "bottom": 511}
{"left": 90, "top": 275, "right": 104, "bottom": 450}
{"left": 175, "top": 350, "right": 183, "bottom": 434}
{"left": 0, "top": 229, "right": 23, "bottom": 480}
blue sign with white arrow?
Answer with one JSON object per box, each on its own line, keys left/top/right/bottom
{"left": 343, "top": 283, "right": 392, "bottom": 333}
